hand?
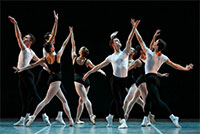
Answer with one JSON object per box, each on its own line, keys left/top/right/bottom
{"left": 53, "top": 10, "right": 58, "bottom": 22}
{"left": 134, "top": 20, "right": 141, "bottom": 28}
{"left": 154, "top": 29, "right": 161, "bottom": 37}
{"left": 110, "top": 31, "right": 118, "bottom": 39}
{"left": 131, "top": 18, "right": 135, "bottom": 26}
{"left": 163, "top": 73, "right": 169, "bottom": 77}
{"left": 69, "top": 26, "right": 73, "bottom": 33}
{"left": 8, "top": 16, "right": 17, "bottom": 24}
{"left": 186, "top": 64, "right": 193, "bottom": 71}
{"left": 82, "top": 73, "right": 89, "bottom": 81}
{"left": 101, "top": 71, "right": 106, "bottom": 76}
{"left": 13, "top": 66, "right": 20, "bottom": 73}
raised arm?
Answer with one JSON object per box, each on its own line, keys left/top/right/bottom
{"left": 125, "top": 19, "right": 140, "bottom": 53}
{"left": 57, "top": 27, "right": 72, "bottom": 62}
{"left": 166, "top": 58, "right": 193, "bottom": 71}
{"left": 47, "top": 10, "right": 58, "bottom": 43}
{"left": 149, "top": 29, "right": 160, "bottom": 50}
{"left": 82, "top": 59, "right": 110, "bottom": 81}
{"left": 8, "top": 16, "right": 26, "bottom": 50}
{"left": 71, "top": 27, "right": 77, "bottom": 62}
{"left": 86, "top": 59, "right": 106, "bottom": 76}
{"left": 135, "top": 28, "right": 148, "bottom": 54}
{"left": 13, "top": 58, "right": 45, "bottom": 73}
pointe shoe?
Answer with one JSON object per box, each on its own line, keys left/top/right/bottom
{"left": 90, "top": 115, "right": 96, "bottom": 125}
{"left": 170, "top": 116, "right": 182, "bottom": 128}
{"left": 69, "top": 119, "right": 74, "bottom": 127}
{"left": 26, "top": 115, "right": 35, "bottom": 127}
{"left": 148, "top": 112, "right": 156, "bottom": 124}
{"left": 106, "top": 114, "right": 113, "bottom": 127}
{"left": 13, "top": 117, "right": 25, "bottom": 126}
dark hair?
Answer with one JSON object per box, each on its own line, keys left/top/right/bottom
{"left": 43, "top": 32, "right": 51, "bottom": 42}
{"left": 157, "top": 39, "right": 167, "bottom": 51}
{"left": 81, "top": 46, "right": 89, "bottom": 57}
{"left": 28, "top": 33, "right": 36, "bottom": 46}
{"left": 133, "top": 45, "right": 142, "bottom": 59}
{"left": 44, "top": 42, "right": 53, "bottom": 53}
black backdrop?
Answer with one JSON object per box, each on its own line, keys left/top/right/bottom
{"left": 1, "top": 1, "right": 199, "bottom": 119}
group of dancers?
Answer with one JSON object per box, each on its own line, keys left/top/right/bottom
{"left": 9, "top": 10, "right": 193, "bottom": 129}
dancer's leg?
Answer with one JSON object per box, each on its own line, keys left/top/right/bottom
{"left": 76, "top": 86, "right": 90, "bottom": 123}
{"left": 74, "top": 82, "right": 95, "bottom": 124}
{"left": 56, "top": 88, "right": 74, "bottom": 126}
{"left": 26, "top": 81, "right": 60, "bottom": 126}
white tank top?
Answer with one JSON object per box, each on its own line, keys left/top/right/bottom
{"left": 105, "top": 50, "right": 129, "bottom": 78}
{"left": 17, "top": 48, "right": 36, "bottom": 68}
{"left": 145, "top": 48, "right": 168, "bottom": 74}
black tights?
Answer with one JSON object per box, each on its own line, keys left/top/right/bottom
{"left": 144, "top": 73, "right": 172, "bottom": 116}
{"left": 18, "top": 70, "right": 45, "bottom": 117}
{"left": 109, "top": 75, "right": 127, "bottom": 118}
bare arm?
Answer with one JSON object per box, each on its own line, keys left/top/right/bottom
{"left": 86, "top": 59, "right": 106, "bottom": 76}
{"left": 47, "top": 10, "right": 58, "bottom": 43}
{"left": 157, "top": 72, "right": 169, "bottom": 77}
{"left": 125, "top": 19, "right": 140, "bottom": 53}
{"left": 57, "top": 27, "right": 72, "bottom": 62}
{"left": 83, "top": 59, "right": 110, "bottom": 81}
{"left": 32, "top": 55, "right": 50, "bottom": 72}
{"left": 149, "top": 29, "right": 160, "bottom": 50}
{"left": 166, "top": 58, "right": 193, "bottom": 71}
{"left": 128, "top": 59, "right": 142, "bottom": 71}
{"left": 13, "top": 58, "right": 45, "bottom": 72}
{"left": 135, "top": 28, "right": 148, "bottom": 54}
{"left": 71, "top": 27, "right": 77, "bottom": 63}
{"left": 8, "top": 16, "right": 26, "bottom": 50}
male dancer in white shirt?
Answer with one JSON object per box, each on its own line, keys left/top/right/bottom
{"left": 83, "top": 19, "right": 140, "bottom": 129}
{"left": 8, "top": 16, "right": 51, "bottom": 126}
{"left": 134, "top": 26, "right": 193, "bottom": 128}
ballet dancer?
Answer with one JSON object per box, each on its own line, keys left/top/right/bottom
{"left": 36, "top": 10, "right": 66, "bottom": 125}
{"left": 134, "top": 26, "right": 193, "bottom": 128}
{"left": 8, "top": 16, "right": 51, "bottom": 126}
{"left": 70, "top": 27, "right": 106, "bottom": 125}
{"left": 83, "top": 19, "right": 140, "bottom": 129}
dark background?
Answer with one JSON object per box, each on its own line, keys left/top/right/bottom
{"left": 0, "top": 1, "right": 199, "bottom": 119}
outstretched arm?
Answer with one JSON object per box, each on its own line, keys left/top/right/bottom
{"left": 13, "top": 58, "right": 45, "bottom": 72}
{"left": 71, "top": 27, "right": 77, "bottom": 63}
{"left": 125, "top": 19, "right": 140, "bottom": 53}
{"left": 47, "top": 10, "right": 58, "bottom": 43}
{"left": 157, "top": 72, "right": 169, "bottom": 77}
{"left": 135, "top": 28, "right": 148, "bottom": 54}
{"left": 57, "top": 27, "right": 72, "bottom": 62}
{"left": 8, "top": 16, "right": 26, "bottom": 50}
{"left": 83, "top": 59, "right": 110, "bottom": 81}
{"left": 149, "top": 29, "right": 160, "bottom": 50}
{"left": 166, "top": 58, "right": 193, "bottom": 71}
{"left": 86, "top": 59, "right": 106, "bottom": 76}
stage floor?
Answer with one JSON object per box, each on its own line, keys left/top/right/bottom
{"left": 0, "top": 119, "right": 199, "bottom": 134}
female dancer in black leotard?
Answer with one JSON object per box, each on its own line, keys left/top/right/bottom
{"left": 70, "top": 27, "right": 106, "bottom": 124}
